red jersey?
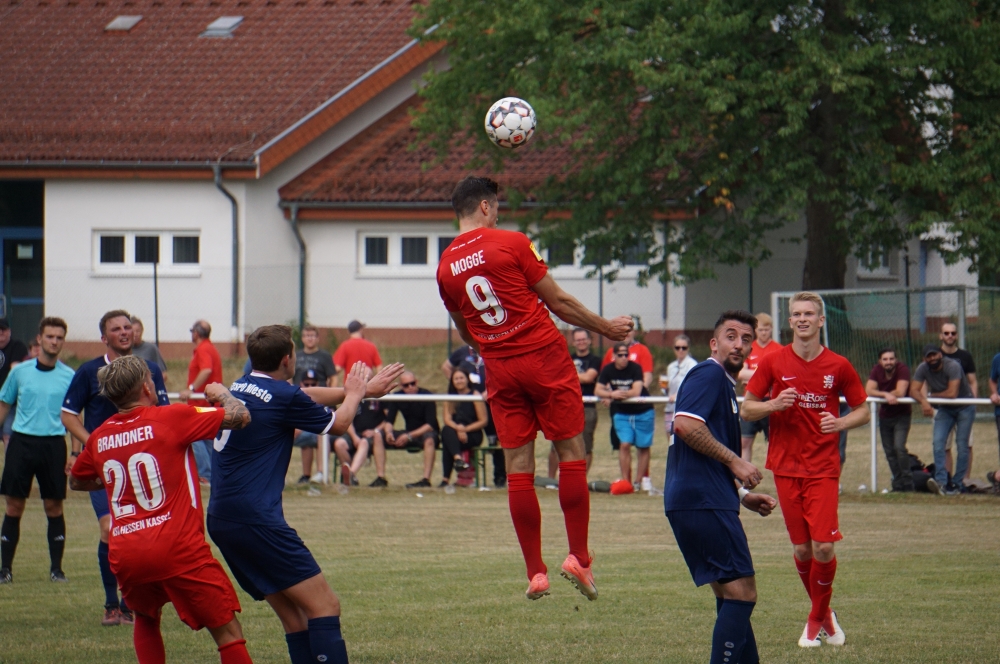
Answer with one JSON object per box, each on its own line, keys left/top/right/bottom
{"left": 601, "top": 342, "right": 654, "bottom": 372}
{"left": 188, "top": 340, "right": 223, "bottom": 407}
{"left": 71, "top": 403, "right": 225, "bottom": 586}
{"left": 333, "top": 337, "right": 382, "bottom": 372}
{"left": 745, "top": 345, "right": 866, "bottom": 479}
{"left": 746, "top": 339, "right": 783, "bottom": 372}
{"left": 437, "top": 227, "right": 563, "bottom": 359}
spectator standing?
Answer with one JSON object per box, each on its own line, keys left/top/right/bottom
{"left": 549, "top": 329, "right": 601, "bottom": 478}
{"left": 443, "top": 344, "right": 505, "bottom": 487}
{"left": 27, "top": 340, "right": 40, "bottom": 360}
{"left": 662, "top": 335, "right": 698, "bottom": 458}
{"left": 989, "top": 350, "right": 1000, "bottom": 471}
{"left": 596, "top": 343, "right": 654, "bottom": 494}
{"left": 333, "top": 320, "right": 381, "bottom": 386}
{"left": 130, "top": 316, "right": 168, "bottom": 376}
{"left": 910, "top": 345, "right": 974, "bottom": 495}
{"left": 0, "top": 318, "right": 29, "bottom": 445}
{"left": 295, "top": 325, "right": 336, "bottom": 387}
{"left": 939, "top": 322, "right": 977, "bottom": 481}
{"left": 0, "top": 318, "right": 75, "bottom": 585}
{"left": 380, "top": 371, "right": 440, "bottom": 489}
{"left": 737, "top": 313, "right": 783, "bottom": 462}
{"left": 865, "top": 348, "right": 915, "bottom": 492}
{"left": 600, "top": 326, "right": 653, "bottom": 483}
{"left": 440, "top": 368, "right": 488, "bottom": 488}
{"left": 178, "top": 320, "right": 223, "bottom": 483}
{"left": 293, "top": 371, "right": 323, "bottom": 484}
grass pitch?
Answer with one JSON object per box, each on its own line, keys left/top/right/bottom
{"left": 1, "top": 413, "right": 998, "bottom": 663}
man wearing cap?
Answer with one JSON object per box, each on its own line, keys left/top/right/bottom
{"left": 333, "top": 321, "right": 382, "bottom": 387}
{"left": 910, "top": 344, "right": 974, "bottom": 495}
{"left": 0, "top": 318, "right": 29, "bottom": 446}
{"left": 179, "top": 320, "right": 223, "bottom": 483}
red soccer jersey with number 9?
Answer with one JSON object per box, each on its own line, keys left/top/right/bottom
{"left": 437, "top": 227, "right": 564, "bottom": 358}
{"left": 71, "top": 403, "right": 225, "bottom": 586}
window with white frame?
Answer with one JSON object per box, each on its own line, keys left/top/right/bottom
{"left": 858, "top": 248, "right": 895, "bottom": 278}
{"left": 359, "top": 231, "right": 458, "bottom": 275}
{"left": 93, "top": 231, "right": 200, "bottom": 274}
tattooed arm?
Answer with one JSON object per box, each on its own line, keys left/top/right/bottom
{"left": 203, "top": 383, "right": 251, "bottom": 430}
{"left": 672, "top": 415, "right": 762, "bottom": 488}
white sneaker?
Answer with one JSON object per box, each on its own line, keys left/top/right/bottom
{"left": 640, "top": 477, "right": 652, "bottom": 492}
{"left": 310, "top": 472, "right": 324, "bottom": 483}
{"left": 798, "top": 623, "right": 822, "bottom": 648}
{"left": 822, "top": 611, "right": 845, "bottom": 646}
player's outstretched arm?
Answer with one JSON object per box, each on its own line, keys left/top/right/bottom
{"left": 530, "top": 274, "right": 633, "bottom": 341}
{"left": 673, "top": 415, "right": 762, "bottom": 488}
{"left": 328, "top": 362, "right": 370, "bottom": 436}
{"left": 204, "top": 383, "right": 252, "bottom": 430}
{"left": 303, "top": 362, "right": 405, "bottom": 406}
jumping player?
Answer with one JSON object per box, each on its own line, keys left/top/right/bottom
{"left": 666, "top": 310, "right": 777, "bottom": 664}
{"left": 69, "top": 356, "right": 254, "bottom": 664}
{"left": 741, "top": 292, "right": 869, "bottom": 647}
{"left": 61, "top": 309, "right": 170, "bottom": 626}
{"left": 206, "top": 325, "right": 402, "bottom": 664}
{"left": 436, "top": 176, "right": 633, "bottom": 601}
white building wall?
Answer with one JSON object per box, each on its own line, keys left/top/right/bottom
{"left": 45, "top": 179, "right": 238, "bottom": 342}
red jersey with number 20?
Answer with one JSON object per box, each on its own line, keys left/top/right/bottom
{"left": 71, "top": 403, "right": 225, "bottom": 587}
{"left": 745, "top": 345, "right": 866, "bottom": 479}
{"left": 437, "top": 227, "right": 563, "bottom": 359}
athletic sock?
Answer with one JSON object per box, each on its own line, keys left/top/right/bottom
{"left": 285, "top": 631, "right": 312, "bottom": 664}
{"left": 0, "top": 515, "right": 21, "bottom": 570}
{"left": 218, "top": 638, "right": 253, "bottom": 664}
{"left": 809, "top": 557, "right": 837, "bottom": 625}
{"left": 309, "top": 616, "right": 348, "bottom": 664}
{"left": 793, "top": 555, "right": 812, "bottom": 598}
{"left": 133, "top": 612, "right": 166, "bottom": 664}
{"left": 557, "top": 460, "right": 590, "bottom": 565}
{"left": 47, "top": 515, "right": 66, "bottom": 571}
{"left": 742, "top": 621, "right": 760, "bottom": 664}
{"left": 506, "top": 473, "right": 546, "bottom": 579}
{"left": 711, "top": 599, "right": 755, "bottom": 664}
{"left": 97, "top": 541, "right": 119, "bottom": 608}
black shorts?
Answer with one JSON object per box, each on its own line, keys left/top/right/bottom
{"left": 739, "top": 415, "right": 769, "bottom": 440}
{"left": 0, "top": 432, "right": 68, "bottom": 500}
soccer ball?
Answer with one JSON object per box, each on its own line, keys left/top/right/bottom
{"left": 484, "top": 97, "right": 536, "bottom": 149}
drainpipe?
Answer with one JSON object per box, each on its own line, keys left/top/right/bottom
{"left": 287, "top": 204, "right": 307, "bottom": 331}
{"left": 213, "top": 163, "right": 239, "bottom": 338}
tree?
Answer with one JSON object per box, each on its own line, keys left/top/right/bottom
{"left": 410, "top": 1, "right": 1000, "bottom": 289}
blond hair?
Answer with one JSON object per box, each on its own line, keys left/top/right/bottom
{"left": 98, "top": 356, "right": 150, "bottom": 408}
{"left": 755, "top": 312, "right": 773, "bottom": 326}
{"left": 790, "top": 292, "right": 824, "bottom": 312}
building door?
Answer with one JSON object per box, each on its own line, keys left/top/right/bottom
{"left": 0, "top": 181, "right": 44, "bottom": 346}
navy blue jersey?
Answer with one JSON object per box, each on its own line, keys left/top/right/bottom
{"left": 208, "top": 372, "right": 336, "bottom": 526}
{"left": 62, "top": 354, "right": 170, "bottom": 433}
{"left": 664, "top": 358, "right": 741, "bottom": 512}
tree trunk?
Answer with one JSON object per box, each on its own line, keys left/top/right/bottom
{"left": 802, "top": 192, "right": 848, "bottom": 290}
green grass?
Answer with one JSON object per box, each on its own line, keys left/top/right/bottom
{"left": 2, "top": 411, "right": 999, "bottom": 663}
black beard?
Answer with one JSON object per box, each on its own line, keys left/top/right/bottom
{"left": 928, "top": 359, "right": 943, "bottom": 370}
{"left": 723, "top": 356, "right": 745, "bottom": 377}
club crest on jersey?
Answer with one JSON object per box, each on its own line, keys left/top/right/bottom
{"left": 528, "top": 241, "right": 543, "bottom": 261}
{"left": 823, "top": 375, "right": 834, "bottom": 389}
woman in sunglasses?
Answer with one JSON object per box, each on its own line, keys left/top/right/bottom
{"left": 663, "top": 335, "right": 697, "bottom": 434}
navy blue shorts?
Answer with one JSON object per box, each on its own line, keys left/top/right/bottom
{"left": 667, "top": 509, "right": 755, "bottom": 587}
{"left": 90, "top": 488, "right": 110, "bottom": 519}
{"left": 207, "top": 515, "right": 321, "bottom": 601}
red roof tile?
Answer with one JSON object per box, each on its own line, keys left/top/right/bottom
{"left": 279, "top": 98, "right": 574, "bottom": 204}
{"left": 0, "top": 1, "right": 424, "bottom": 165}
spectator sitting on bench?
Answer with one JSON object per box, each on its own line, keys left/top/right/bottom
{"left": 379, "top": 371, "right": 440, "bottom": 490}
{"left": 440, "top": 368, "right": 488, "bottom": 488}
{"left": 333, "top": 399, "right": 385, "bottom": 487}
{"left": 293, "top": 370, "right": 322, "bottom": 484}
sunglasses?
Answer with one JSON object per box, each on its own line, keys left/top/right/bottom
{"left": 674, "top": 346, "right": 688, "bottom": 350}
{"left": 615, "top": 353, "right": 629, "bottom": 357}
{"left": 942, "top": 331, "right": 957, "bottom": 336}
{"left": 401, "top": 381, "right": 417, "bottom": 388}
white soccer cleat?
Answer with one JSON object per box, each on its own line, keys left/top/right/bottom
{"left": 798, "top": 623, "right": 822, "bottom": 648}
{"left": 822, "top": 611, "right": 845, "bottom": 646}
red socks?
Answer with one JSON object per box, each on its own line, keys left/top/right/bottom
{"left": 506, "top": 473, "right": 546, "bottom": 579}
{"left": 219, "top": 639, "right": 253, "bottom": 664}
{"left": 133, "top": 613, "right": 166, "bottom": 664}
{"left": 794, "top": 555, "right": 812, "bottom": 598}
{"left": 809, "top": 557, "right": 837, "bottom": 625}
{"left": 558, "top": 460, "right": 590, "bottom": 566}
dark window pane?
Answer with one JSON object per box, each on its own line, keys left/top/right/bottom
{"left": 365, "top": 237, "right": 388, "bottom": 265}
{"left": 623, "top": 240, "right": 649, "bottom": 266}
{"left": 173, "top": 236, "right": 200, "bottom": 264}
{"left": 135, "top": 235, "right": 160, "bottom": 264}
{"left": 401, "top": 237, "right": 428, "bottom": 265}
{"left": 100, "top": 235, "right": 125, "bottom": 263}
{"left": 547, "top": 241, "right": 575, "bottom": 267}
{"left": 438, "top": 236, "right": 456, "bottom": 259}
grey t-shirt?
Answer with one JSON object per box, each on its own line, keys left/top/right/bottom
{"left": 132, "top": 341, "right": 167, "bottom": 372}
{"left": 914, "top": 356, "right": 972, "bottom": 400}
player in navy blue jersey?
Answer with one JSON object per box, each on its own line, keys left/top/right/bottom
{"left": 60, "top": 309, "right": 169, "bottom": 627}
{"left": 207, "top": 325, "right": 403, "bottom": 664}
{"left": 665, "top": 310, "right": 777, "bottom": 664}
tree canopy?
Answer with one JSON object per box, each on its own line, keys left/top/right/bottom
{"left": 410, "top": 1, "right": 1000, "bottom": 289}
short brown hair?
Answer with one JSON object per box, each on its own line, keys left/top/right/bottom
{"left": 247, "top": 325, "right": 294, "bottom": 372}
{"left": 451, "top": 176, "right": 499, "bottom": 219}
{"left": 98, "top": 355, "right": 149, "bottom": 408}
{"left": 302, "top": 324, "right": 320, "bottom": 335}
{"left": 755, "top": 312, "right": 773, "bottom": 326}
{"left": 38, "top": 317, "right": 67, "bottom": 335}
{"left": 99, "top": 309, "right": 132, "bottom": 336}
{"left": 789, "top": 292, "right": 824, "bottom": 312}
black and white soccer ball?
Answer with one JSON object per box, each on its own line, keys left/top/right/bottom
{"left": 484, "top": 97, "right": 536, "bottom": 149}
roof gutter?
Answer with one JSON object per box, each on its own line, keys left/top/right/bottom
{"left": 213, "top": 164, "right": 240, "bottom": 338}
{"left": 0, "top": 159, "right": 255, "bottom": 170}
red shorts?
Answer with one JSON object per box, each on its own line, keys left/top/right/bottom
{"left": 484, "top": 338, "right": 585, "bottom": 448}
{"left": 773, "top": 475, "right": 842, "bottom": 545}
{"left": 121, "top": 558, "right": 241, "bottom": 631}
